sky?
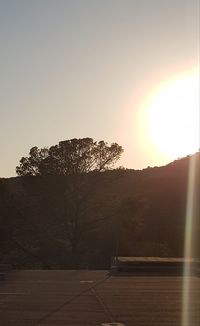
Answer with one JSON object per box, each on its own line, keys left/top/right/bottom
{"left": 0, "top": 0, "right": 199, "bottom": 177}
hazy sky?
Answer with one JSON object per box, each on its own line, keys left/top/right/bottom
{"left": 0, "top": 0, "right": 199, "bottom": 177}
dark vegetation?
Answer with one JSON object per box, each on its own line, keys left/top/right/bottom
{"left": 0, "top": 138, "right": 199, "bottom": 269}
{"left": 16, "top": 138, "right": 123, "bottom": 176}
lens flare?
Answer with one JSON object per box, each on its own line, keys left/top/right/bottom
{"left": 182, "top": 153, "right": 200, "bottom": 326}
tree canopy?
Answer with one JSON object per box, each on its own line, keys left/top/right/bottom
{"left": 16, "top": 138, "right": 123, "bottom": 176}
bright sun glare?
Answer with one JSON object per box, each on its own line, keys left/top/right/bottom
{"left": 142, "top": 70, "right": 199, "bottom": 161}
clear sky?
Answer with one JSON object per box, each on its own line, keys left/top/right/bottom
{"left": 0, "top": 0, "right": 199, "bottom": 177}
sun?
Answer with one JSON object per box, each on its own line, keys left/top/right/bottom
{"left": 141, "top": 70, "right": 199, "bottom": 162}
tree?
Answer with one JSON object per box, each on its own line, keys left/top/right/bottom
{"left": 16, "top": 147, "right": 49, "bottom": 176}
{"left": 16, "top": 138, "right": 123, "bottom": 176}
{"left": 15, "top": 138, "right": 123, "bottom": 268}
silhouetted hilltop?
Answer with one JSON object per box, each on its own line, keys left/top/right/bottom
{"left": 0, "top": 152, "right": 199, "bottom": 269}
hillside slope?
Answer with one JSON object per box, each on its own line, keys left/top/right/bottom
{"left": 0, "top": 152, "right": 199, "bottom": 268}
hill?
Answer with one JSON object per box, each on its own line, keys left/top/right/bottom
{"left": 0, "top": 152, "right": 199, "bottom": 269}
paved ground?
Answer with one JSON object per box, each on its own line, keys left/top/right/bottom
{"left": 0, "top": 270, "right": 200, "bottom": 326}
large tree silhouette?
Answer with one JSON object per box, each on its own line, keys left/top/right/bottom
{"left": 16, "top": 138, "right": 123, "bottom": 176}
{"left": 15, "top": 138, "right": 123, "bottom": 268}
